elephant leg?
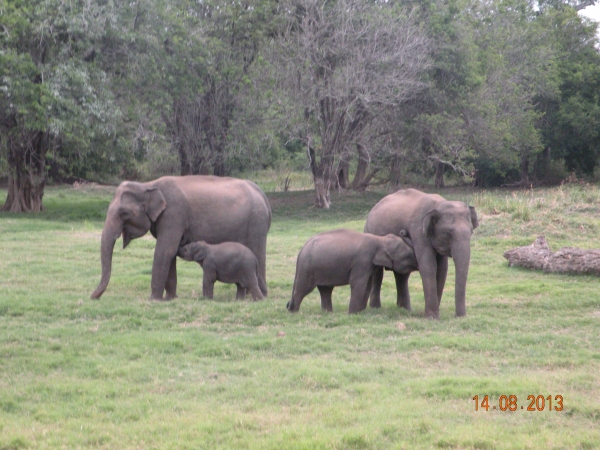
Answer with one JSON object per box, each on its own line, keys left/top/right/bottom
{"left": 164, "top": 257, "right": 178, "bottom": 300}
{"left": 252, "top": 239, "right": 268, "bottom": 297}
{"left": 394, "top": 271, "right": 411, "bottom": 311}
{"left": 369, "top": 266, "right": 384, "bottom": 308}
{"left": 202, "top": 269, "right": 216, "bottom": 299}
{"left": 414, "top": 249, "right": 440, "bottom": 319}
{"left": 150, "top": 238, "right": 180, "bottom": 300}
{"left": 235, "top": 283, "right": 246, "bottom": 300}
{"left": 348, "top": 274, "right": 371, "bottom": 314}
{"left": 436, "top": 254, "right": 448, "bottom": 306}
{"left": 248, "top": 282, "right": 264, "bottom": 301}
{"left": 317, "top": 285, "right": 334, "bottom": 312}
{"left": 362, "top": 275, "right": 374, "bottom": 309}
{"left": 287, "top": 276, "right": 315, "bottom": 312}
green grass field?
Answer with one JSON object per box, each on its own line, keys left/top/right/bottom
{"left": 1, "top": 183, "right": 599, "bottom": 449}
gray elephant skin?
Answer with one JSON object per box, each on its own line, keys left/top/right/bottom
{"left": 364, "top": 188, "right": 478, "bottom": 319}
{"left": 178, "top": 241, "right": 264, "bottom": 301}
{"left": 287, "top": 229, "right": 417, "bottom": 314}
{"left": 90, "top": 176, "right": 271, "bottom": 300}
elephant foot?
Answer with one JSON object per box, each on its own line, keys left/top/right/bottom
{"left": 348, "top": 303, "right": 367, "bottom": 314}
{"left": 287, "top": 300, "right": 300, "bottom": 312}
{"left": 369, "top": 298, "right": 381, "bottom": 308}
{"left": 425, "top": 310, "right": 440, "bottom": 320}
{"left": 149, "top": 294, "right": 176, "bottom": 301}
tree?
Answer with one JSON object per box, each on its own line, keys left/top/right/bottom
{"left": 393, "top": 0, "right": 480, "bottom": 188}
{"left": 536, "top": 3, "right": 600, "bottom": 178}
{"left": 538, "top": 0, "right": 598, "bottom": 10}
{"left": 135, "top": 0, "right": 276, "bottom": 177}
{"left": 386, "top": 0, "right": 571, "bottom": 188}
{"left": 459, "top": 0, "right": 558, "bottom": 186}
{"left": 0, "top": 0, "right": 122, "bottom": 211}
{"left": 271, "top": 0, "right": 431, "bottom": 207}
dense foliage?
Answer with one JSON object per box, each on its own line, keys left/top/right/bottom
{"left": 0, "top": 0, "right": 126, "bottom": 210}
{"left": 1, "top": 0, "right": 599, "bottom": 209}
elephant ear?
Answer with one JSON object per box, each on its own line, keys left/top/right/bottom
{"left": 144, "top": 188, "right": 167, "bottom": 222}
{"left": 422, "top": 209, "right": 438, "bottom": 237}
{"left": 469, "top": 206, "right": 479, "bottom": 230}
{"left": 373, "top": 235, "right": 395, "bottom": 268}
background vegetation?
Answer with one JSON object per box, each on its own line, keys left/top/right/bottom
{"left": 2, "top": 0, "right": 600, "bottom": 210}
{"left": 1, "top": 184, "right": 600, "bottom": 449}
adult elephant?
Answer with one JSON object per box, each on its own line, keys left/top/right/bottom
{"left": 90, "top": 176, "right": 271, "bottom": 300}
{"left": 364, "top": 189, "right": 478, "bottom": 318}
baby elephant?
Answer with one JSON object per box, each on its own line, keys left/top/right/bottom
{"left": 178, "top": 241, "right": 264, "bottom": 301}
{"left": 287, "top": 229, "right": 417, "bottom": 313}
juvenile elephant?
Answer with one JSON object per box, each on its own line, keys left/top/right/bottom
{"left": 90, "top": 176, "right": 271, "bottom": 300}
{"left": 364, "top": 188, "right": 478, "bottom": 319}
{"left": 286, "top": 229, "right": 417, "bottom": 313}
{"left": 178, "top": 241, "right": 264, "bottom": 300}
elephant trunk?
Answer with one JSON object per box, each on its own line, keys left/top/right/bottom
{"left": 451, "top": 240, "right": 471, "bottom": 317}
{"left": 90, "top": 216, "right": 121, "bottom": 299}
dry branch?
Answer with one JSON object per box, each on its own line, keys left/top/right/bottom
{"left": 503, "top": 236, "right": 600, "bottom": 276}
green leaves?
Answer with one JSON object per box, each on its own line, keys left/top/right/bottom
{"left": 1, "top": 0, "right": 122, "bottom": 135}
{"left": 1, "top": 0, "right": 599, "bottom": 192}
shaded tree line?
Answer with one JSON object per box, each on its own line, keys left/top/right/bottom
{"left": 1, "top": 0, "right": 599, "bottom": 210}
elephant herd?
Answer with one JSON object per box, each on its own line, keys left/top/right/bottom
{"left": 91, "top": 175, "right": 479, "bottom": 319}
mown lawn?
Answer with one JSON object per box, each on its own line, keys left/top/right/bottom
{"left": 1, "top": 183, "right": 599, "bottom": 449}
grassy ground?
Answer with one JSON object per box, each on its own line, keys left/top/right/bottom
{"left": 1, "top": 182, "right": 599, "bottom": 449}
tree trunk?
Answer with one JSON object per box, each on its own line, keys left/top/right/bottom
{"left": 504, "top": 236, "right": 600, "bottom": 276}
{"left": 435, "top": 161, "right": 445, "bottom": 188}
{"left": 520, "top": 153, "right": 530, "bottom": 185}
{"left": 388, "top": 155, "right": 402, "bottom": 191}
{"left": 336, "top": 159, "right": 350, "bottom": 190}
{"left": 213, "top": 150, "right": 226, "bottom": 176}
{"left": 350, "top": 144, "right": 369, "bottom": 190}
{"left": 212, "top": 106, "right": 229, "bottom": 177}
{"left": 313, "top": 175, "right": 331, "bottom": 208}
{"left": 178, "top": 142, "right": 192, "bottom": 176}
{"left": 309, "top": 146, "right": 332, "bottom": 209}
{"left": 534, "top": 146, "right": 550, "bottom": 182}
{"left": 1, "top": 131, "right": 47, "bottom": 212}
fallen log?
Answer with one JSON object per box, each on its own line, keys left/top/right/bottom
{"left": 503, "top": 236, "right": 600, "bottom": 276}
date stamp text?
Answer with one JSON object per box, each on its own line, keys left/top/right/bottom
{"left": 472, "top": 395, "right": 563, "bottom": 411}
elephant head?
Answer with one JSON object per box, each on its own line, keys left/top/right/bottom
{"left": 90, "top": 182, "right": 166, "bottom": 299}
{"left": 422, "top": 201, "right": 478, "bottom": 316}
{"left": 374, "top": 232, "right": 418, "bottom": 274}
{"left": 178, "top": 241, "right": 209, "bottom": 262}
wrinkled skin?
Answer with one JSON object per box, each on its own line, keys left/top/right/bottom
{"left": 364, "top": 188, "right": 478, "bottom": 319}
{"left": 90, "top": 176, "right": 271, "bottom": 300}
{"left": 287, "top": 229, "right": 417, "bottom": 314}
{"left": 178, "top": 241, "right": 264, "bottom": 301}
